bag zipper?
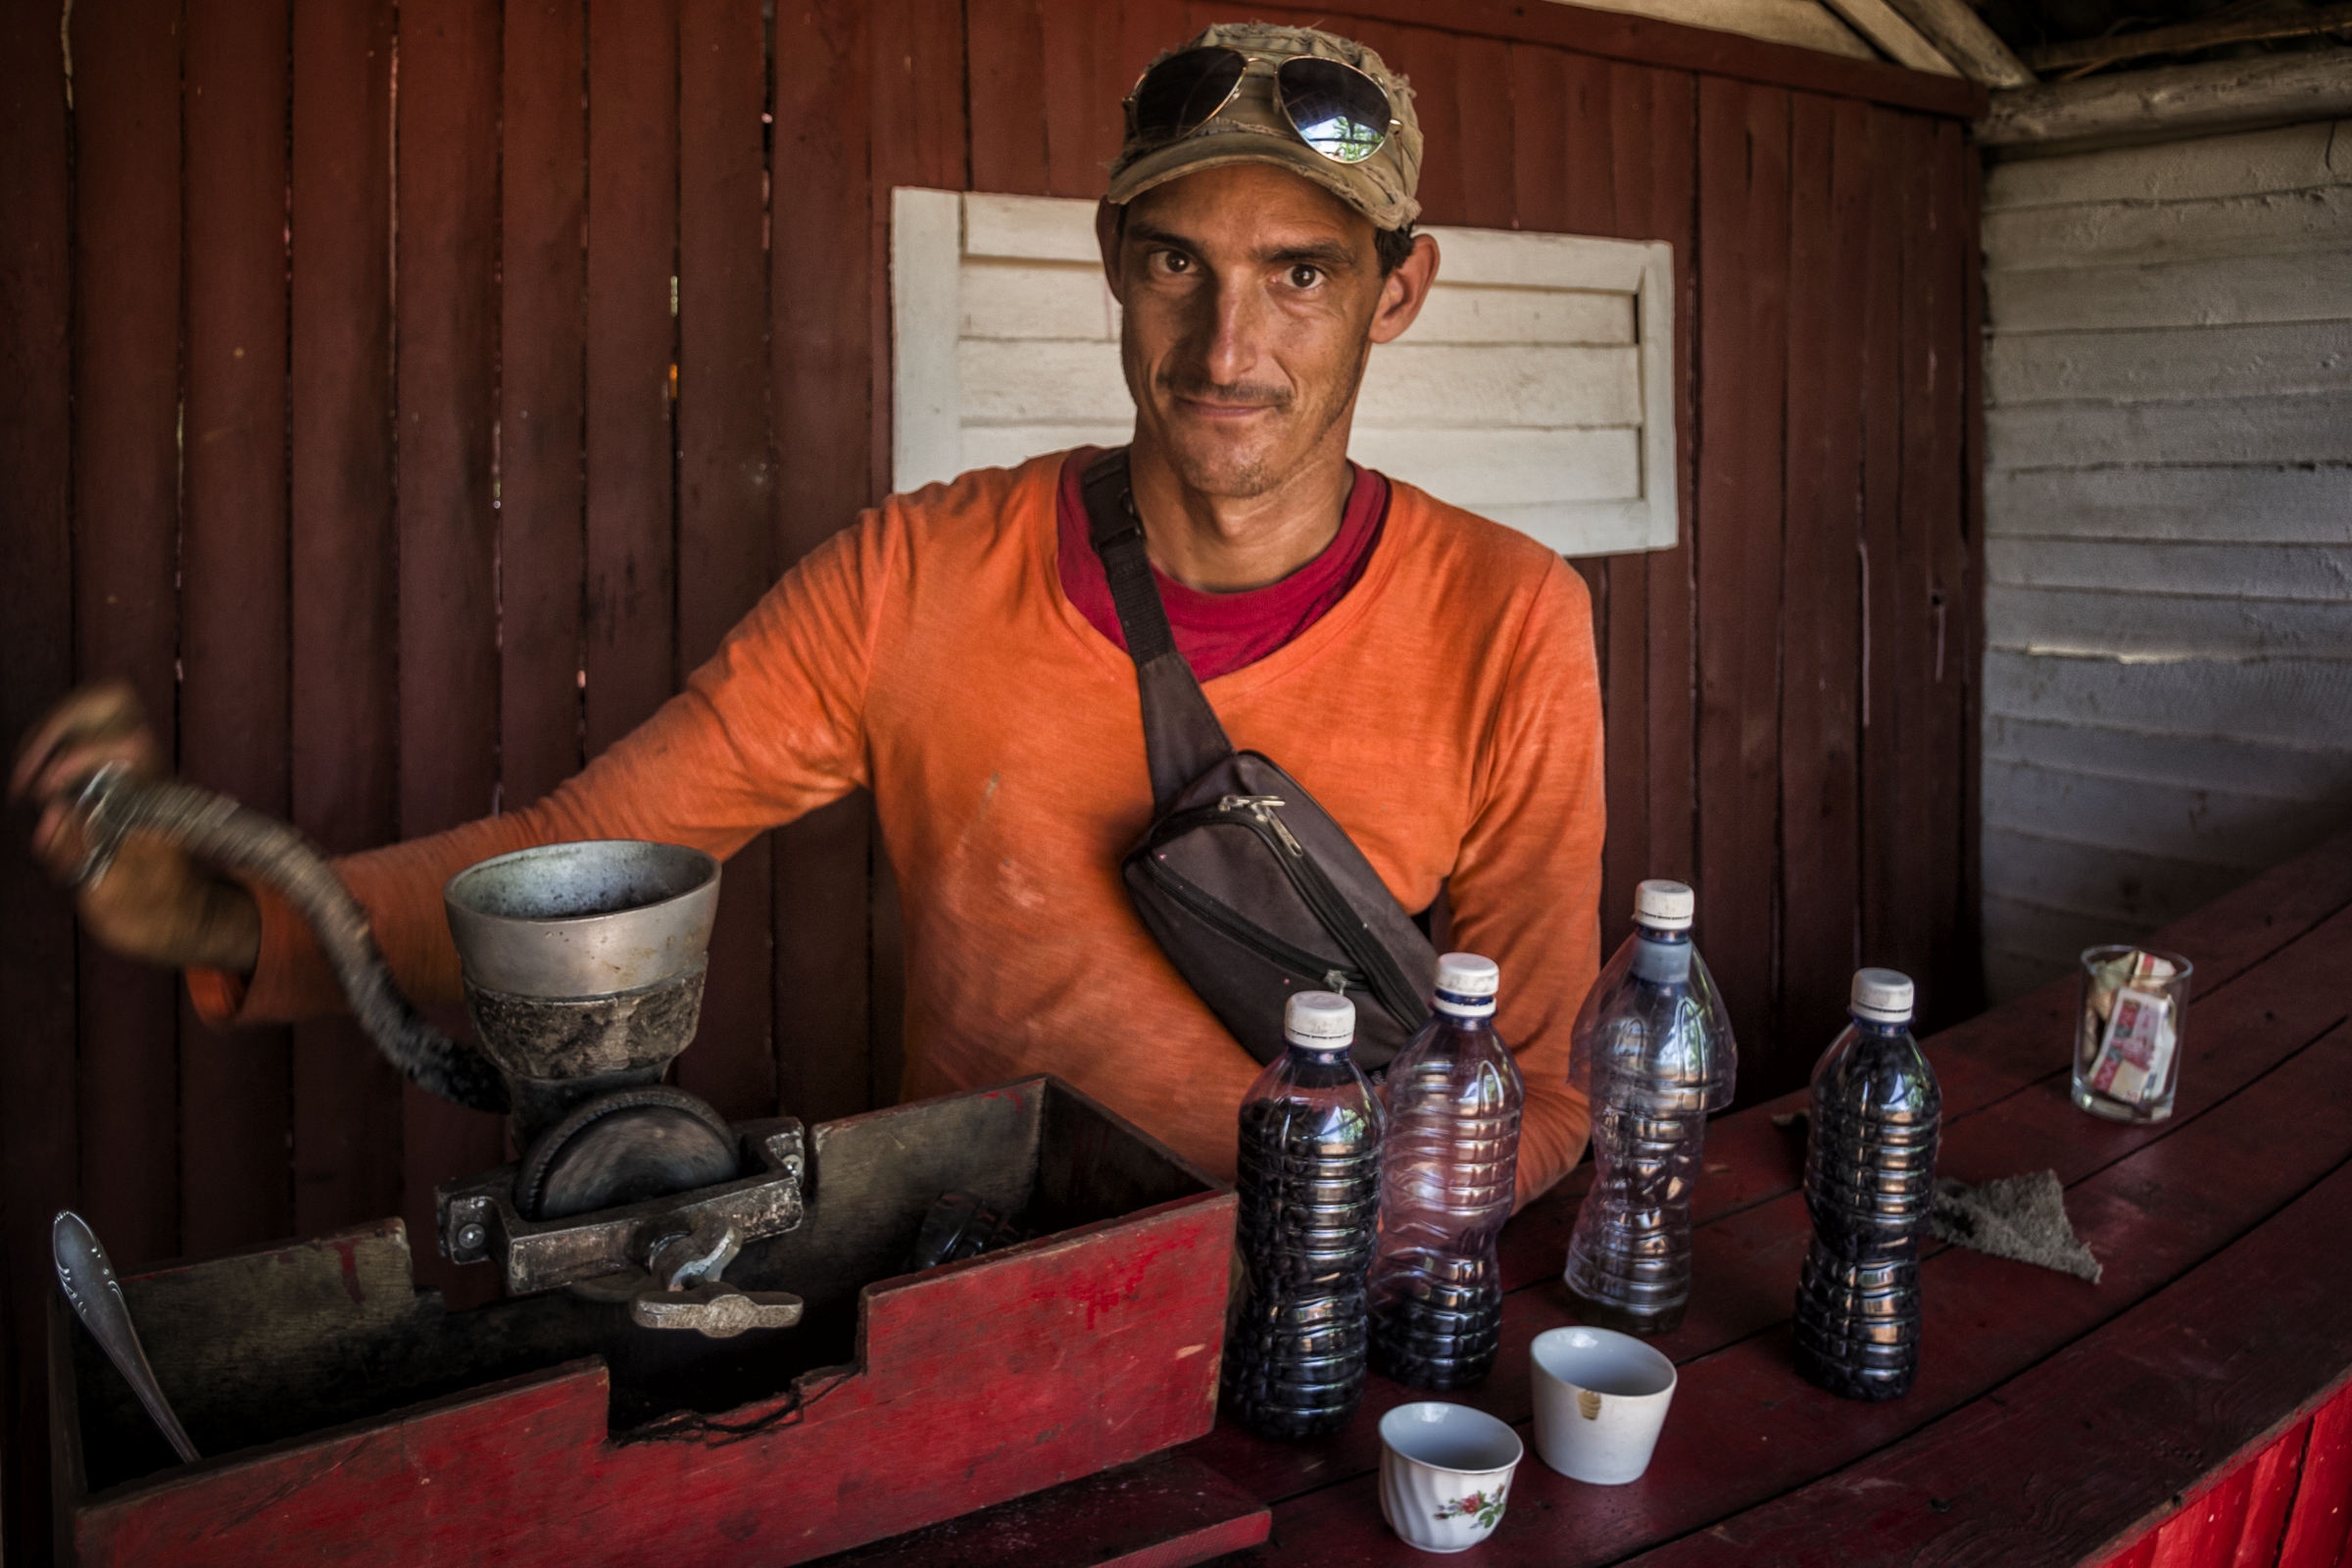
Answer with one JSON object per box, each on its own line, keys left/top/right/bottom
{"left": 1149, "top": 797, "right": 1430, "bottom": 1032}
{"left": 1140, "top": 854, "right": 1370, "bottom": 994}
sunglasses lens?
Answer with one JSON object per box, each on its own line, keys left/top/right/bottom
{"left": 1131, "top": 47, "right": 1248, "bottom": 142}
{"left": 1277, "top": 57, "right": 1391, "bottom": 165}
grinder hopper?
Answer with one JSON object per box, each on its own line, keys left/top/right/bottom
{"left": 444, "top": 841, "right": 719, "bottom": 1154}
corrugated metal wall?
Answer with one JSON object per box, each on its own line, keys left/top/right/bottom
{"left": 0, "top": 0, "right": 1983, "bottom": 1554}
{"left": 1980, "top": 119, "right": 2352, "bottom": 1000}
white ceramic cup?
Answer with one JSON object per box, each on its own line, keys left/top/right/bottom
{"left": 1530, "top": 1325, "right": 1678, "bottom": 1484}
{"left": 1378, "top": 1401, "right": 1525, "bottom": 1553}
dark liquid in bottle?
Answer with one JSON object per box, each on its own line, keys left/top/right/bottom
{"left": 1224, "top": 1074, "right": 1382, "bottom": 1439}
{"left": 1792, "top": 1021, "right": 1941, "bottom": 1402}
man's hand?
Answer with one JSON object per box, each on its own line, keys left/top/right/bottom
{"left": 10, "top": 681, "right": 262, "bottom": 974}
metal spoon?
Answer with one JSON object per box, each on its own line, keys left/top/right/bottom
{"left": 52, "top": 1210, "right": 200, "bottom": 1464}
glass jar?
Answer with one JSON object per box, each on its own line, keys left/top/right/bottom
{"left": 2072, "top": 945, "right": 2191, "bottom": 1123}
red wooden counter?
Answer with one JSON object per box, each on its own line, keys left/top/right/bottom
{"left": 839, "top": 827, "right": 2352, "bottom": 1568}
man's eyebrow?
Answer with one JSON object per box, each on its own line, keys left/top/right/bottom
{"left": 1262, "top": 239, "right": 1361, "bottom": 270}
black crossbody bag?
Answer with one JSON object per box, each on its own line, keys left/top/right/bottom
{"left": 1082, "top": 447, "right": 1437, "bottom": 1072}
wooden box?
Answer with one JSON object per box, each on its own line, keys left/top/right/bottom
{"left": 52, "top": 1077, "right": 1236, "bottom": 1566}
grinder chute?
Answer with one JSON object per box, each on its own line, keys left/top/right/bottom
{"left": 65, "top": 765, "right": 808, "bottom": 1338}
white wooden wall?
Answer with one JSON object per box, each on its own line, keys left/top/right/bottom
{"left": 1979, "top": 119, "right": 2352, "bottom": 1000}
{"left": 891, "top": 188, "right": 1680, "bottom": 557}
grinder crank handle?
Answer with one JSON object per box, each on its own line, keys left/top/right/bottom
{"left": 629, "top": 1215, "right": 804, "bottom": 1338}
{"left": 53, "top": 1211, "right": 202, "bottom": 1465}
{"left": 630, "top": 1284, "right": 807, "bottom": 1337}
{"left": 63, "top": 765, "right": 508, "bottom": 1114}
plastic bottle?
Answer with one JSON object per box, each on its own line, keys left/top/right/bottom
{"left": 1792, "top": 967, "right": 1942, "bottom": 1402}
{"left": 1366, "top": 953, "right": 1525, "bottom": 1390}
{"left": 1223, "top": 990, "right": 1385, "bottom": 1439}
{"left": 1562, "top": 880, "right": 1736, "bottom": 1336}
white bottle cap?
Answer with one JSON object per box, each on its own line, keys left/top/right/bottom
{"left": 1285, "top": 990, "right": 1356, "bottom": 1049}
{"left": 1433, "top": 953, "right": 1499, "bottom": 1018}
{"left": 1851, "top": 968, "right": 1914, "bottom": 1023}
{"left": 1634, "top": 879, "right": 1695, "bottom": 932}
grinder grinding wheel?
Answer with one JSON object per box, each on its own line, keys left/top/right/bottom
{"left": 516, "top": 1086, "right": 742, "bottom": 1221}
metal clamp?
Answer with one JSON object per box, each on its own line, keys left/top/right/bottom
{"left": 435, "top": 1119, "right": 806, "bottom": 1297}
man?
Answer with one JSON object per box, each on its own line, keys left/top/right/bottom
{"left": 16, "top": 24, "right": 1604, "bottom": 1204}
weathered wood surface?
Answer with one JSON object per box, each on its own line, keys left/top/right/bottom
{"left": 1977, "top": 49, "right": 2352, "bottom": 147}
{"left": 1978, "top": 118, "right": 2352, "bottom": 1002}
{"left": 57, "top": 1080, "right": 1236, "bottom": 1567}
{"left": 1167, "top": 825, "right": 2352, "bottom": 1565}
{"left": 816, "top": 1453, "right": 1269, "bottom": 1568}
{"left": 2, "top": 4, "right": 1987, "bottom": 1556}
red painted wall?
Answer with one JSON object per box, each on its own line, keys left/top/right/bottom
{"left": 2093, "top": 1376, "right": 2352, "bottom": 1568}
{"left": 0, "top": 0, "right": 1984, "bottom": 1557}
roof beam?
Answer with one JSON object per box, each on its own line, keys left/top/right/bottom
{"left": 2022, "top": 0, "right": 2352, "bottom": 75}
{"left": 1877, "top": 0, "right": 2038, "bottom": 84}
{"left": 1977, "top": 46, "right": 2352, "bottom": 145}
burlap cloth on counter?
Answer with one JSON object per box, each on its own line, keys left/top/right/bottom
{"left": 1772, "top": 1110, "right": 2103, "bottom": 1284}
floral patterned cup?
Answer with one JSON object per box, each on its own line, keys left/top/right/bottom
{"left": 1378, "top": 1401, "right": 1524, "bottom": 1552}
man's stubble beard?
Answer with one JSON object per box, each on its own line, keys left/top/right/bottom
{"left": 1127, "top": 338, "right": 1373, "bottom": 501}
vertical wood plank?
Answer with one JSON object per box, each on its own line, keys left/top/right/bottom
{"left": 1856, "top": 104, "right": 1904, "bottom": 1003}
{"left": 1693, "top": 77, "right": 1788, "bottom": 1086}
{"left": 2277, "top": 1385, "right": 2352, "bottom": 1568}
{"left": 1041, "top": 0, "right": 1122, "bottom": 199}
{"left": 1120, "top": 0, "right": 1193, "bottom": 85}
{"left": 1922, "top": 118, "right": 1979, "bottom": 1031}
{"left": 770, "top": 0, "right": 873, "bottom": 1122}
{"left": 1562, "top": 50, "right": 1613, "bottom": 234}
{"left": 500, "top": 0, "right": 587, "bottom": 808}
{"left": 1775, "top": 91, "right": 1866, "bottom": 1061}
{"left": 2141, "top": 1459, "right": 2256, "bottom": 1567}
{"left": 1586, "top": 56, "right": 1643, "bottom": 960}
{"left": 289, "top": 0, "right": 404, "bottom": 1241}
{"left": 858, "top": 0, "right": 964, "bottom": 1104}
{"left": 1395, "top": 26, "right": 1463, "bottom": 226}
{"left": 396, "top": 0, "right": 508, "bottom": 1304}
{"left": 1957, "top": 133, "right": 1987, "bottom": 1037}
{"left": 677, "top": 0, "right": 777, "bottom": 1120}
{"left": 969, "top": 0, "right": 1049, "bottom": 197}
{"left": 584, "top": 0, "right": 680, "bottom": 759}
{"left": 2231, "top": 1414, "right": 2313, "bottom": 1567}
{"left": 1510, "top": 45, "right": 1567, "bottom": 233}
{"left": 1452, "top": 35, "right": 1514, "bottom": 230}
{"left": 70, "top": 0, "right": 184, "bottom": 1272}
{"left": 1891, "top": 111, "right": 1944, "bottom": 1013}
{"left": 1642, "top": 69, "right": 1699, "bottom": 897}
{"left": 0, "top": 0, "right": 79, "bottom": 1551}
{"left": 180, "top": 0, "right": 295, "bottom": 1256}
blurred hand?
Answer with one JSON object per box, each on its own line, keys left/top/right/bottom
{"left": 10, "top": 681, "right": 261, "bottom": 973}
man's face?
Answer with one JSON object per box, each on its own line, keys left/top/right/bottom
{"left": 1100, "top": 163, "right": 1422, "bottom": 500}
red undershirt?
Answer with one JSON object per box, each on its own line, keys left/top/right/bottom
{"left": 1055, "top": 448, "right": 1391, "bottom": 683}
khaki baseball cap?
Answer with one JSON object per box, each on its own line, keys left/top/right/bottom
{"left": 1106, "top": 24, "right": 1424, "bottom": 232}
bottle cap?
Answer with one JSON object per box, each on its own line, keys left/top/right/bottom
{"left": 1285, "top": 990, "right": 1356, "bottom": 1050}
{"left": 1851, "top": 968, "right": 1914, "bottom": 1023}
{"left": 1433, "top": 953, "right": 1499, "bottom": 1017}
{"left": 1634, "top": 879, "right": 1694, "bottom": 932}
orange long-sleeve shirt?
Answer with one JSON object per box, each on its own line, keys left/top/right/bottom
{"left": 200, "top": 454, "right": 1605, "bottom": 1203}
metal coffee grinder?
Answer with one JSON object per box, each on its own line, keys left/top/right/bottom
{"left": 67, "top": 769, "right": 808, "bottom": 1339}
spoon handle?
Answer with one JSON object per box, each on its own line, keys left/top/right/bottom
{"left": 52, "top": 1211, "right": 200, "bottom": 1465}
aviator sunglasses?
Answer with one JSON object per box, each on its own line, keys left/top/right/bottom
{"left": 1125, "top": 46, "right": 1398, "bottom": 167}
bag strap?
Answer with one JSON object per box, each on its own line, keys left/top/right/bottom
{"left": 1081, "top": 448, "right": 1235, "bottom": 814}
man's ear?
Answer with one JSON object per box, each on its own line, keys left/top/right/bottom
{"left": 1368, "top": 232, "right": 1441, "bottom": 347}
{"left": 1096, "top": 200, "right": 1127, "bottom": 306}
